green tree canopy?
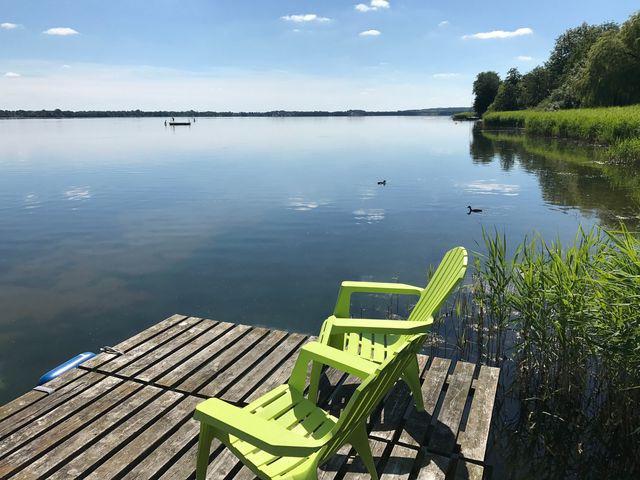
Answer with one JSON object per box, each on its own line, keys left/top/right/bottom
{"left": 472, "top": 71, "right": 501, "bottom": 115}
{"left": 489, "top": 68, "right": 523, "bottom": 112}
{"left": 520, "top": 66, "right": 552, "bottom": 108}
{"left": 545, "top": 22, "right": 619, "bottom": 89}
{"left": 578, "top": 13, "right": 640, "bottom": 107}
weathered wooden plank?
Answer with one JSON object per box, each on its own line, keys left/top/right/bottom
{"left": 317, "top": 444, "right": 352, "bottom": 480}
{"left": 374, "top": 355, "right": 429, "bottom": 443}
{"left": 0, "top": 390, "right": 47, "bottom": 423}
{"left": 0, "top": 367, "right": 91, "bottom": 424}
{"left": 414, "top": 449, "right": 450, "bottom": 480}
{"left": 97, "top": 317, "right": 203, "bottom": 374}
{"left": 342, "top": 436, "right": 389, "bottom": 480}
{"left": 121, "top": 417, "right": 200, "bottom": 480}
{"left": 381, "top": 444, "right": 420, "bottom": 480}
{"left": 458, "top": 366, "right": 500, "bottom": 463}
{"left": 0, "top": 315, "right": 500, "bottom": 480}
{"left": 155, "top": 324, "right": 251, "bottom": 389}
{"left": 0, "top": 371, "right": 107, "bottom": 440}
{"left": 49, "top": 390, "right": 184, "bottom": 479}
{"left": 0, "top": 375, "right": 122, "bottom": 460}
{"left": 428, "top": 361, "right": 475, "bottom": 455}
{"left": 7, "top": 382, "right": 154, "bottom": 480}
{"left": 181, "top": 327, "right": 269, "bottom": 394}
{"left": 81, "top": 314, "right": 189, "bottom": 370}
{"left": 199, "top": 329, "right": 288, "bottom": 398}
{"left": 116, "top": 318, "right": 215, "bottom": 378}
{"left": 157, "top": 441, "right": 200, "bottom": 480}
{"left": 204, "top": 446, "right": 247, "bottom": 479}
{"left": 399, "top": 357, "right": 451, "bottom": 448}
{"left": 222, "top": 333, "right": 307, "bottom": 403}
{"left": 135, "top": 321, "right": 236, "bottom": 384}
{"left": 231, "top": 465, "right": 257, "bottom": 479}
{"left": 454, "top": 460, "right": 484, "bottom": 480}
{"left": 158, "top": 440, "right": 231, "bottom": 480}
{"left": 86, "top": 395, "right": 203, "bottom": 479}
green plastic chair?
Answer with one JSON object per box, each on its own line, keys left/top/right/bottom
{"left": 315, "top": 246, "right": 468, "bottom": 412}
{"left": 194, "top": 335, "right": 424, "bottom": 480}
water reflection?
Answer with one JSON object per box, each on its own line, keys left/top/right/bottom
{"left": 471, "top": 126, "right": 640, "bottom": 227}
{"left": 0, "top": 116, "right": 635, "bottom": 409}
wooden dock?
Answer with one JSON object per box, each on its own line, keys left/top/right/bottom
{"left": 0, "top": 314, "right": 500, "bottom": 479}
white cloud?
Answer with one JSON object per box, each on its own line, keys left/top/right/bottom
{"left": 62, "top": 64, "right": 72, "bottom": 68}
{"left": 43, "top": 27, "right": 79, "bottom": 36}
{"left": 517, "top": 55, "right": 534, "bottom": 61}
{"left": 359, "top": 29, "right": 381, "bottom": 36}
{"left": 438, "top": 20, "right": 450, "bottom": 27}
{"left": 355, "top": 1, "right": 390, "bottom": 12}
{"left": 4, "top": 72, "right": 21, "bottom": 77}
{"left": 432, "top": 73, "right": 459, "bottom": 78}
{"left": 281, "top": 14, "right": 330, "bottom": 23}
{"left": 1, "top": 22, "right": 20, "bottom": 30}
{"left": 462, "top": 27, "right": 533, "bottom": 40}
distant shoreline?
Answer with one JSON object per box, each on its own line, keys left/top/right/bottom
{"left": 0, "top": 107, "right": 470, "bottom": 119}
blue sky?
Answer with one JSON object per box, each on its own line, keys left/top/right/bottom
{"left": 0, "top": 1, "right": 637, "bottom": 110}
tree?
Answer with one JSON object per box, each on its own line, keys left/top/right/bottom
{"left": 472, "top": 71, "right": 501, "bottom": 115}
{"left": 545, "top": 22, "right": 619, "bottom": 90}
{"left": 488, "top": 68, "right": 523, "bottom": 112}
{"left": 520, "top": 66, "right": 552, "bottom": 108}
{"left": 578, "top": 13, "right": 640, "bottom": 106}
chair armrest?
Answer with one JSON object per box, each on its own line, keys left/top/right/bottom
{"left": 328, "top": 317, "right": 434, "bottom": 335}
{"left": 194, "top": 398, "right": 326, "bottom": 457}
{"left": 333, "top": 281, "right": 423, "bottom": 318}
{"left": 288, "top": 341, "right": 378, "bottom": 391}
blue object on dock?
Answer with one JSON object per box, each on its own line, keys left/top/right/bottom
{"left": 37, "top": 352, "right": 96, "bottom": 386}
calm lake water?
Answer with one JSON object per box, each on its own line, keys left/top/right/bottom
{"left": 0, "top": 116, "right": 638, "bottom": 404}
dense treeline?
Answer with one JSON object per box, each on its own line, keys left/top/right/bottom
{"left": 472, "top": 11, "right": 640, "bottom": 115}
{"left": 0, "top": 107, "right": 470, "bottom": 119}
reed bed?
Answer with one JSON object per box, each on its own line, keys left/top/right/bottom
{"left": 424, "top": 227, "right": 640, "bottom": 479}
{"left": 483, "top": 105, "right": 640, "bottom": 143}
{"left": 482, "top": 106, "right": 640, "bottom": 163}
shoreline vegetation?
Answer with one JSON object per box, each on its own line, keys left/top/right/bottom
{"left": 482, "top": 105, "right": 640, "bottom": 162}
{"left": 467, "top": 11, "right": 640, "bottom": 160}
{"left": 438, "top": 226, "right": 640, "bottom": 478}
{"left": 0, "top": 107, "right": 470, "bottom": 119}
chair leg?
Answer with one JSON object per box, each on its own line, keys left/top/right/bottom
{"left": 308, "top": 361, "right": 323, "bottom": 405}
{"left": 402, "top": 356, "right": 425, "bottom": 412}
{"left": 350, "top": 422, "right": 379, "bottom": 480}
{"left": 196, "top": 423, "right": 215, "bottom": 480}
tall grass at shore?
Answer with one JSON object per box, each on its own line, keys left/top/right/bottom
{"left": 425, "top": 226, "right": 640, "bottom": 478}
{"left": 482, "top": 105, "right": 640, "bottom": 162}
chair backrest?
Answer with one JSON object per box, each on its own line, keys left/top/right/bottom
{"left": 407, "top": 246, "right": 468, "bottom": 323}
{"left": 318, "top": 334, "right": 423, "bottom": 463}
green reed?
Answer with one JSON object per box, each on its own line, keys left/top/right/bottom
{"left": 432, "top": 226, "right": 640, "bottom": 478}
{"left": 482, "top": 105, "right": 640, "bottom": 163}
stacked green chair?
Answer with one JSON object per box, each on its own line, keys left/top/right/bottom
{"left": 313, "top": 246, "right": 468, "bottom": 412}
{"left": 194, "top": 334, "right": 425, "bottom": 480}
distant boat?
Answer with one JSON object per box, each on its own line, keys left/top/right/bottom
{"left": 169, "top": 121, "right": 191, "bottom": 126}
